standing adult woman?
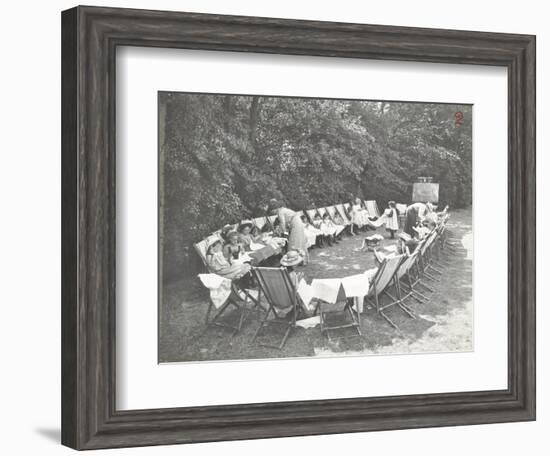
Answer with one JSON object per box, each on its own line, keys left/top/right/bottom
{"left": 267, "top": 199, "right": 309, "bottom": 264}
{"left": 403, "top": 201, "right": 432, "bottom": 236}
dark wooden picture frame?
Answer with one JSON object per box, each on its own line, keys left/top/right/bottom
{"left": 61, "top": 5, "right": 536, "bottom": 450}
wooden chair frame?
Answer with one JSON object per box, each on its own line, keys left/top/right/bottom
{"left": 305, "top": 208, "right": 319, "bottom": 224}
{"left": 364, "top": 254, "right": 415, "bottom": 329}
{"left": 319, "top": 297, "right": 362, "bottom": 341}
{"left": 251, "top": 267, "right": 300, "bottom": 350}
{"left": 253, "top": 216, "right": 269, "bottom": 232}
{"left": 201, "top": 285, "right": 250, "bottom": 337}
{"left": 193, "top": 241, "right": 261, "bottom": 335}
{"left": 335, "top": 204, "right": 352, "bottom": 225}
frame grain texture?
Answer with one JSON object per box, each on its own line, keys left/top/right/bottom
{"left": 61, "top": 5, "right": 536, "bottom": 450}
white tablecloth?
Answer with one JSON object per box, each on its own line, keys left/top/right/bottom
{"left": 298, "top": 269, "right": 378, "bottom": 313}
{"left": 198, "top": 273, "right": 232, "bottom": 309}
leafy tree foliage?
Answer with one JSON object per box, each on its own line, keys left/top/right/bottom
{"left": 160, "top": 93, "right": 472, "bottom": 279}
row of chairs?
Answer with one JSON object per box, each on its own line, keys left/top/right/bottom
{"left": 199, "top": 213, "right": 456, "bottom": 348}
{"left": 370, "top": 214, "right": 451, "bottom": 329}
{"left": 192, "top": 200, "right": 387, "bottom": 335}
{"left": 193, "top": 200, "right": 385, "bottom": 278}
{"left": 194, "top": 199, "right": 386, "bottom": 260}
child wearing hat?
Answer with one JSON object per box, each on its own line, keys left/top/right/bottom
{"left": 280, "top": 250, "right": 305, "bottom": 290}
{"left": 206, "top": 239, "right": 251, "bottom": 280}
{"left": 223, "top": 231, "right": 246, "bottom": 265}
{"left": 238, "top": 220, "right": 259, "bottom": 251}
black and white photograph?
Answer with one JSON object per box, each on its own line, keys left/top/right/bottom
{"left": 158, "top": 92, "right": 473, "bottom": 363}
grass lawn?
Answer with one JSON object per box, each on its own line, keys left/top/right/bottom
{"left": 159, "top": 207, "right": 473, "bottom": 363}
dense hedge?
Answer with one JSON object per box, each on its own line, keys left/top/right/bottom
{"left": 159, "top": 93, "right": 472, "bottom": 280}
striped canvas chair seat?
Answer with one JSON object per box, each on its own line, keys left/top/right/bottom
{"left": 366, "top": 200, "right": 380, "bottom": 218}
{"left": 253, "top": 217, "right": 268, "bottom": 231}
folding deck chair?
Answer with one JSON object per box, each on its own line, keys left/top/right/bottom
{"left": 365, "top": 200, "right": 381, "bottom": 218}
{"left": 305, "top": 208, "right": 319, "bottom": 224}
{"left": 343, "top": 202, "right": 352, "bottom": 214}
{"left": 436, "top": 214, "right": 460, "bottom": 257}
{"left": 251, "top": 267, "right": 301, "bottom": 349}
{"left": 193, "top": 239, "right": 260, "bottom": 336}
{"left": 252, "top": 216, "right": 268, "bottom": 232}
{"left": 395, "top": 244, "right": 430, "bottom": 304}
{"left": 364, "top": 254, "right": 416, "bottom": 329}
{"left": 193, "top": 239, "right": 209, "bottom": 269}
{"left": 318, "top": 284, "right": 362, "bottom": 341}
{"left": 373, "top": 247, "right": 425, "bottom": 304}
{"left": 266, "top": 214, "right": 278, "bottom": 230}
{"left": 335, "top": 204, "right": 352, "bottom": 225}
{"left": 417, "top": 230, "right": 442, "bottom": 282}
{"left": 316, "top": 207, "right": 328, "bottom": 218}
{"left": 199, "top": 275, "right": 251, "bottom": 336}
{"left": 324, "top": 205, "right": 338, "bottom": 221}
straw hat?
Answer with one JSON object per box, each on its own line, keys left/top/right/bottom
{"left": 226, "top": 230, "right": 240, "bottom": 241}
{"left": 280, "top": 250, "right": 304, "bottom": 267}
{"left": 221, "top": 224, "right": 234, "bottom": 236}
{"left": 206, "top": 237, "right": 222, "bottom": 252}
{"left": 238, "top": 220, "right": 254, "bottom": 231}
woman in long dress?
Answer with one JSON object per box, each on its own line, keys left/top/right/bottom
{"left": 403, "top": 202, "right": 431, "bottom": 236}
{"left": 268, "top": 199, "right": 309, "bottom": 264}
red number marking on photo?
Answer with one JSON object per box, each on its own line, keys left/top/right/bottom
{"left": 454, "top": 111, "right": 464, "bottom": 127}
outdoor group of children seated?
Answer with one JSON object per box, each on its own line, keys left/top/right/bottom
{"left": 203, "top": 198, "right": 446, "bottom": 283}
{"left": 302, "top": 213, "right": 346, "bottom": 248}
{"left": 204, "top": 220, "right": 285, "bottom": 281}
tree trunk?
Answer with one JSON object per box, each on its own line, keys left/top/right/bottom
{"left": 248, "top": 96, "right": 261, "bottom": 156}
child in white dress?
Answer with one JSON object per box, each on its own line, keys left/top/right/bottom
{"left": 320, "top": 213, "right": 344, "bottom": 245}
{"left": 349, "top": 197, "right": 370, "bottom": 234}
{"left": 301, "top": 215, "right": 323, "bottom": 248}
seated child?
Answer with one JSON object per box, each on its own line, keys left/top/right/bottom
{"left": 320, "top": 213, "right": 344, "bottom": 245}
{"left": 238, "top": 221, "right": 264, "bottom": 251}
{"left": 312, "top": 213, "right": 331, "bottom": 246}
{"left": 349, "top": 198, "right": 371, "bottom": 234}
{"left": 312, "top": 213, "right": 322, "bottom": 230}
{"left": 301, "top": 214, "right": 323, "bottom": 248}
{"left": 206, "top": 239, "right": 251, "bottom": 280}
{"left": 332, "top": 211, "right": 353, "bottom": 236}
{"left": 220, "top": 224, "right": 235, "bottom": 243}
{"left": 223, "top": 231, "right": 248, "bottom": 265}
